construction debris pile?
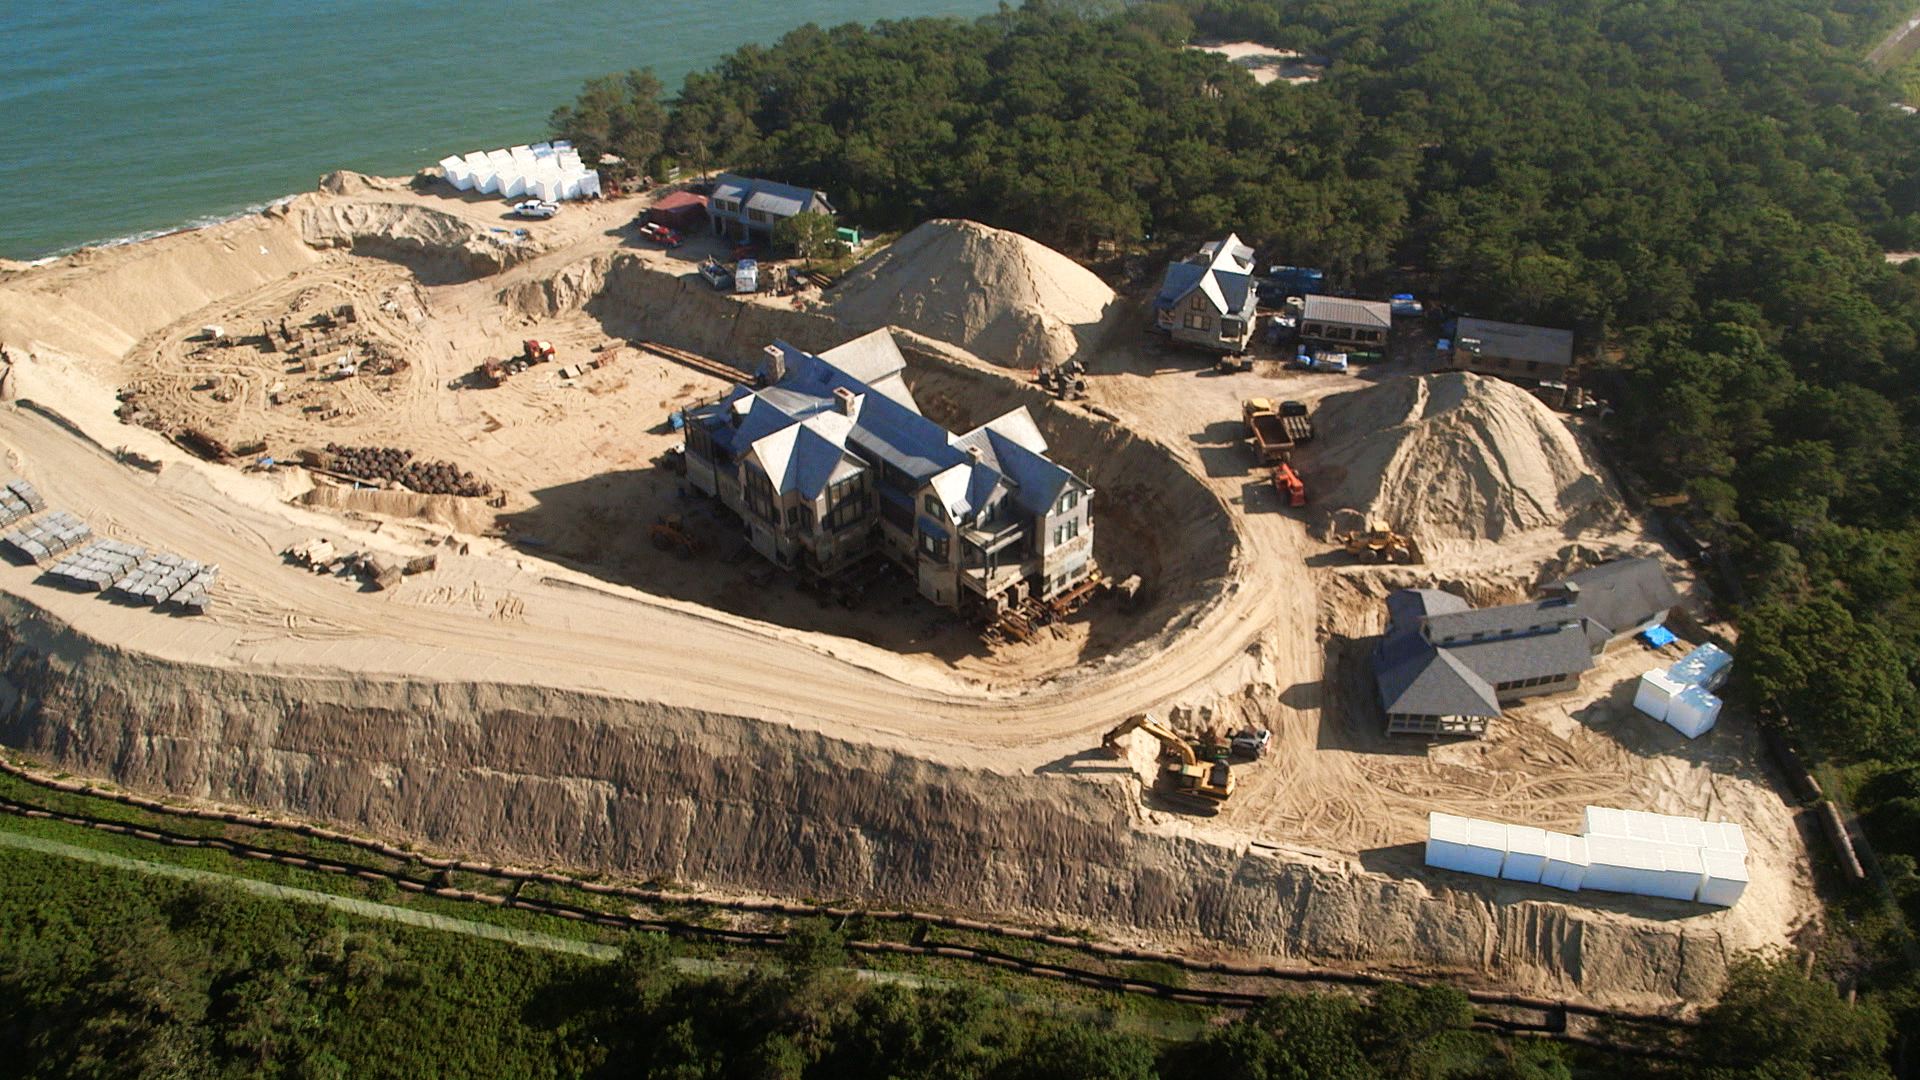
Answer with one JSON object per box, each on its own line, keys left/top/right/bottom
{"left": 1426, "top": 805, "right": 1749, "bottom": 907}
{"left": 285, "top": 538, "right": 436, "bottom": 591}
{"left": 3, "top": 509, "right": 92, "bottom": 563}
{"left": 311, "top": 444, "right": 493, "bottom": 498}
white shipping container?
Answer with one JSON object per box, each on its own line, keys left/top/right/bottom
{"left": 1634, "top": 669, "right": 1685, "bottom": 722}
{"left": 1643, "top": 842, "right": 1707, "bottom": 901}
{"left": 1703, "top": 821, "right": 1749, "bottom": 855}
{"left": 1666, "top": 686, "right": 1723, "bottom": 739}
{"left": 1426, "top": 812, "right": 1508, "bottom": 878}
{"left": 1697, "top": 848, "right": 1750, "bottom": 907}
{"left": 1539, "top": 833, "right": 1589, "bottom": 891}
{"left": 1583, "top": 805, "right": 1633, "bottom": 838}
{"left": 1669, "top": 642, "right": 1733, "bottom": 691}
{"left": 1502, "top": 826, "right": 1549, "bottom": 883}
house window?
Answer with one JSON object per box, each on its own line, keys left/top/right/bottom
{"left": 1189, "top": 295, "right": 1209, "bottom": 311}
{"left": 1303, "top": 323, "right": 1323, "bottom": 337}
{"left": 1057, "top": 491, "right": 1079, "bottom": 514}
{"left": 715, "top": 199, "right": 737, "bottom": 214}
{"left": 924, "top": 494, "right": 942, "bottom": 517}
{"left": 825, "top": 476, "right": 866, "bottom": 532}
{"left": 1356, "top": 329, "right": 1381, "bottom": 343}
{"left": 799, "top": 505, "right": 815, "bottom": 532}
{"left": 745, "top": 470, "right": 777, "bottom": 524}
{"left": 1222, "top": 317, "right": 1244, "bottom": 337}
{"left": 1184, "top": 312, "right": 1210, "bottom": 330}
{"left": 919, "top": 531, "right": 949, "bottom": 562}
{"left": 748, "top": 209, "right": 770, "bottom": 224}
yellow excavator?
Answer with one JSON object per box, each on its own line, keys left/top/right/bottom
{"left": 1102, "top": 713, "right": 1235, "bottom": 813}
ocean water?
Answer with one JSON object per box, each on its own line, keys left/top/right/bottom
{"left": 0, "top": 0, "right": 999, "bottom": 261}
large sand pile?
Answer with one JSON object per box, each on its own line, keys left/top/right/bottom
{"left": 1304, "top": 372, "right": 1626, "bottom": 543}
{"left": 299, "top": 199, "right": 543, "bottom": 281}
{"left": 827, "top": 220, "right": 1119, "bottom": 370}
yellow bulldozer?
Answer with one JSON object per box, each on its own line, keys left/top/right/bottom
{"left": 1335, "top": 521, "right": 1422, "bottom": 564}
{"left": 1102, "top": 713, "right": 1235, "bottom": 813}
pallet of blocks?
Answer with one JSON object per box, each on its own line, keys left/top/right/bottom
{"left": 44, "top": 539, "right": 147, "bottom": 592}
{"left": 111, "top": 551, "right": 219, "bottom": 613}
{"left": 0, "top": 479, "right": 45, "bottom": 527}
{"left": 2, "top": 509, "right": 92, "bottom": 564}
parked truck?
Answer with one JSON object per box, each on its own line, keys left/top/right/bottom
{"left": 1243, "top": 397, "right": 1315, "bottom": 463}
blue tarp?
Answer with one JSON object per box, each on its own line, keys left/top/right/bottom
{"left": 1640, "top": 624, "right": 1677, "bottom": 648}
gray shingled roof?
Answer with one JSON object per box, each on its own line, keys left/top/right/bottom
{"left": 1375, "top": 587, "right": 1598, "bottom": 718}
{"left": 1302, "top": 295, "right": 1391, "bottom": 330}
{"left": 1442, "top": 622, "right": 1595, "bottom": 687}
{"left": 1422, "top": 599, "right": 1583, "bottom": 645}
{"left": 1548, "top": 557, "right": 1678, "bottom": 638}
{"left": 1375, "top": 626, "right": 1502, "bottom": 717}
{"left": 1454, "top": 318, "right": 1574, "bottom": 369}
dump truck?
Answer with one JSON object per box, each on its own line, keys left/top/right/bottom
{"left": 1102, "top": 713, "right": 1235, "bottom": 813}
{"left": 522, "top": 339, "right": 556, "bottom": 364}
{"left": 1336, "top": 521, "right": 1422, "bottom": 564}
{"left": 1243, "top": 398, "right": 1314, "bottom": 463}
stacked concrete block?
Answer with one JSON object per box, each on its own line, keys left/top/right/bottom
{"left": 44, "top": 539, "right": 147, "bottom": 592}
{"left": 3, "top": 510, "right": 92, "bottom": 563}
{"left": 111, "top": 551, "right": 209, "bottom": 607}
{"left": 0, "top": 480, "right": 44, "bottom": 526}
{"left": 163, "top": 565, "right": 220, "bottom": 615}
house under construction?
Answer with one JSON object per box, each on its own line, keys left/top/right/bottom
{"left": 680, "top": 330, "right": 1096, "bottom": 620}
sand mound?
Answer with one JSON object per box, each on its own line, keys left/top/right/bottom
{"left": 1304, "top": 372, "right": 1626, "bottom": 543}
{"left": 827, "top": 220, "right": 1118, "bottom": 369}
{"left": 299, "top": 201, "right": 541, "bottom": 281}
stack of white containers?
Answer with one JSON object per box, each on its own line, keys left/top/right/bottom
{"left": 436, "top": 141, "right": 602, "bottom": 202}
{"left": 1424, "top": 805, "right": 1749, "bottom": 906}
{"left": 1633, "top": 642, "right": 1732, "bottom": 738}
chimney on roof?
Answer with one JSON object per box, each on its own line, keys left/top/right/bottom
{"left": 833, "top": 386, "right": 858, "bottom": 416}
{"left": 762, "top": 344, "right": 786, "bottom": 386}
{"left": 964, "top": 445, "right": 982, "bottom": 462}
{"left": 1555, "top": 581, "right": 1582, "bottom": 605}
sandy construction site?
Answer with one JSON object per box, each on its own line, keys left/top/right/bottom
{"left": 0, "top": 172, "right": 1817, "bottom": 1011}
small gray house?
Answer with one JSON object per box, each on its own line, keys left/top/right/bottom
{"left": 1153, "top": 234, "right": 1259, "bottom": 353}
{"left": 1448, "top": 317, "right": 1575, "bottom": 381}
{"left": 681, "top": 329, "right": 1095, "bottom": 620}
{"left": 1375, "top": 558, "right": 1678, "bottom": 736}
{"left": 1300, "top": 295, "right": 1391, "bottom": 349}
{"left": 708, "top": 174, "right": 835, "bottom": 242}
